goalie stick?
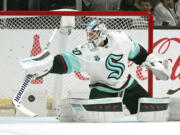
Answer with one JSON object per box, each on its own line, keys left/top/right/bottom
{"left": 167, "top": 87, "right": 180, "bottom": 95}
{"left": 12, "top": 74, "right": 37, "bottom": 117}
{"left": 12, "top": 29, "right": 58, "bottom": 117}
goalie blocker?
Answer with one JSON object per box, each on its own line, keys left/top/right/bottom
{"left": 19, "top": 49, "right": 54, "bottom": 79}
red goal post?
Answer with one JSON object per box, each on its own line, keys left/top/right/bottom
{"left": 0, "top": 11, "right": 153, "bottom": 110}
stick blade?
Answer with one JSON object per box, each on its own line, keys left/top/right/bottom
{"left": 167, "top": 89, "right": 179, "bottom": 95}
{"left": 13, "top": 101, "right": 38, "bottom": 117}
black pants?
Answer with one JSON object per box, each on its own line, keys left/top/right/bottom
{"left": 89, "top": 80, "right": 151, "bottom": 114}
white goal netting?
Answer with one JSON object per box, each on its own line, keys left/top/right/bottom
{"left": 0, "top": 11, "right": 153, "bottom": 116}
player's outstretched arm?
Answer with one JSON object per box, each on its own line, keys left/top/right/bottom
{"left": 127, "top": 36, "right": 171, "bottom": 80}
{"left": 19, "top": 50, "right": 81, "bottom": 80}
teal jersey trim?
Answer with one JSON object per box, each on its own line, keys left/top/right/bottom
{"left": 128, "top": 37, "right": 140, "bottom": 59}
{"left": 61, "top": 52, "right": 81, "bottom": 74}
{"left": 90, "top": 77, "right": 135, "bottom": 93}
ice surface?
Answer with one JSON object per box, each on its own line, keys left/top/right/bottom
{"left": 0, "top": 117, "right": 178, "bottom": 135}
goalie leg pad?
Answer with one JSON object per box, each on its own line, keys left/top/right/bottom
{"left": 169, "top": 98, "right": 180, "bottom": 121}
{"left": 137, "top": 97, "right": 170, "bottom": 122}
{"left": 56, "top": 99, "right": 74, "bottom": 122}
{"left": 69, "top": 97, "right": 124, "bottom": 122}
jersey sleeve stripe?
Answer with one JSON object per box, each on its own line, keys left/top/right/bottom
{"left": 59, "top": 55, "right": 68, "bottom": 73}
{"left": 61, "top": 52, "right": 81, "bottom": 73}
{"left": 49, "top": 55, "right": 68, "bottom": 74}
{"left": 128, "top": 38, "right": 140, "bottom": 60}
{"left": 128, "top": 45, "right": 149, "bottom": 65}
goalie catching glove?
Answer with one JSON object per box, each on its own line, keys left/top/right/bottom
{"left": 142, "top": 53, "right": 171, "bottom": 80}
{"left": 19, "top": 49, "right": 54, "bottom": 79}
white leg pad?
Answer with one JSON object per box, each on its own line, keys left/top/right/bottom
{"left": 56, "top": 99, "right": 74, "bottom": 122}
{"left": 169, "top": 98, "right": 180, "bottom": 121}
{"left": 56, "top": 89, "right": 90, "bottom": 122}
{"left": 137, "top": 97, "right": 170, "bottom": 122}
{"left": 70, "top": 97, "right": 124, "bottom": 122}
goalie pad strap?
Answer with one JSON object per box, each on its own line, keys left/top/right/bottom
{"left": 128, "top": 45, "right": 149, "bottom": 65}
{"left": 50, "top": 55, "right": 68, "bottom": 74}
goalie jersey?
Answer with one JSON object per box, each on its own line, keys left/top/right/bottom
{"left": 53, "top": 31, "right": 148, "bottom": 93}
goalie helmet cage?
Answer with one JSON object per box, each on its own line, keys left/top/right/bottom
{"left": 0, "top": 11, "right": 153, "bottom": 111}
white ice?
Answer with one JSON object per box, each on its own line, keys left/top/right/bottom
{"left": 0, "top": 117, "right": 178, "bottom": 135}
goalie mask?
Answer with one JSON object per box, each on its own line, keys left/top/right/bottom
{"left": 86, "top": 20, "right": 107, "bottom": 51}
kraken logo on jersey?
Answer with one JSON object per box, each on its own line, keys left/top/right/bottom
{"left": 106, "top": 54, "right": 125, "bottom": 80}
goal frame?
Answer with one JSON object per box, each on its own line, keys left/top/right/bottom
{"left": 0, "top": 10, "right": 153, "bottom": 97}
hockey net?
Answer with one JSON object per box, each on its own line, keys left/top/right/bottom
{"left": 0, "top": 11, "right": 153, "bottom": 116}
